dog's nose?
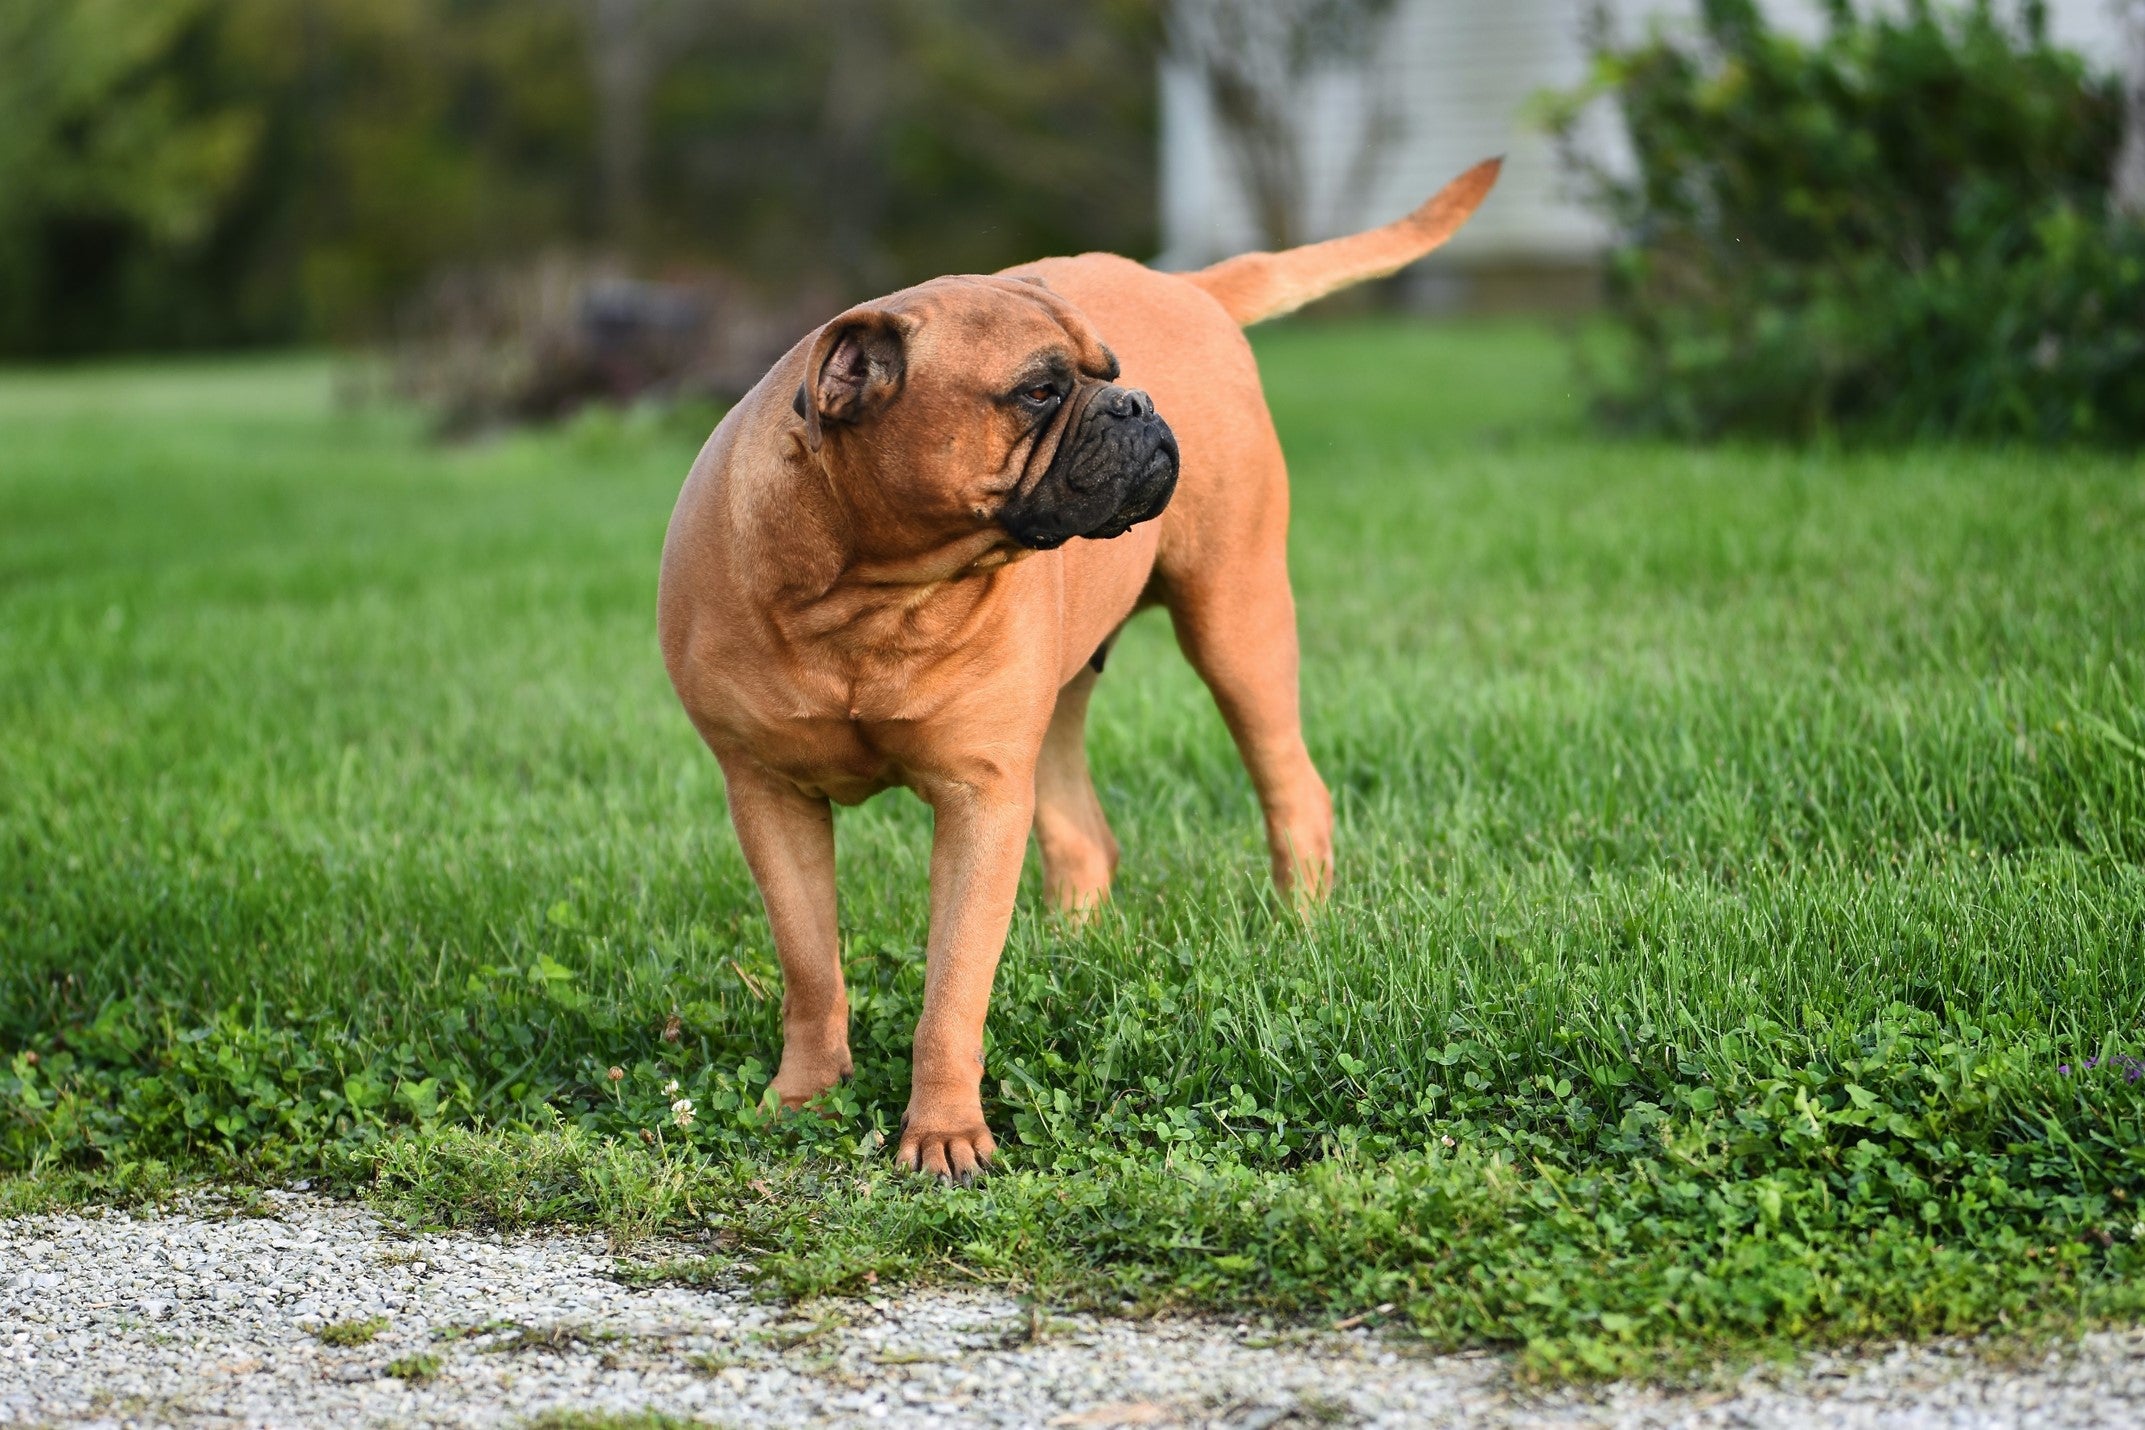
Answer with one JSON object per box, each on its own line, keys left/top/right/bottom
{"left": 1103, "top": 387, "right": 1153, "bottom": 420}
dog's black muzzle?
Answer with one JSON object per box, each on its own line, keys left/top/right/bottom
{"left": 998, "top": 384, "right": 1179, "bottom": 551}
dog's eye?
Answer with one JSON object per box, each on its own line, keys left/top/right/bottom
{"left": 1022, "top": 385, "right": 1058, "bottom": 406}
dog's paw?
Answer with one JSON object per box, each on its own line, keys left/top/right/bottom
{"left": 771, "top": 1046, "right": 853, "bottom": 1111}
{"left": 895, "top": 1112, "right": 995, "bottom": 1184}
{"left": 1046, "top": 884, "right": 1112, "bottom": 929}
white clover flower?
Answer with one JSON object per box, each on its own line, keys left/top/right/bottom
{"left": 663, "top": 1079, "right": 680, "bottom": 1096}
{"left": 1440, "top": 1134, "right": 1456, "bottom": 1149}
{"left": 671, "top": 1097, "right": 696, "bottom": 1129}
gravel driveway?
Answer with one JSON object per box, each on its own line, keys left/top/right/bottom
{"left": 5, "top": 1192, "right": 2142, "bottom": 1428}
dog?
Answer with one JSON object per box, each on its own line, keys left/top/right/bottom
{"left": 658, "top": 159, "right": 1500, "bottom": 1179}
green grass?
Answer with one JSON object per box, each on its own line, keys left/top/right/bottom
{"left": 384, "top": 1350, "right": 443, "bottom": 1382}
{"left": 314, "top": 1314, "right": 390, "bottom": 1347}
{"left": 4, "top": 322, "right": 2145, "bottom": 1376}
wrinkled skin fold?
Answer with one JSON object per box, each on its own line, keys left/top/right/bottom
{"left": 999, "top": 384, "right": 1180, "bottom": 551}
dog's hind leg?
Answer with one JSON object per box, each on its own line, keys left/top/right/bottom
{"left": 1032, "top": 663, "right": 1119, "bottom": 918}
{"left": 1163, "top": 558, "right": 1333, "bottom": 903}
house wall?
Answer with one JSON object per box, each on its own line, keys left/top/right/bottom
{"left": 1159, "top": 0, "right": 2132, "bottom": 299}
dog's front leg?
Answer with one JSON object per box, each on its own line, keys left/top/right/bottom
{"left": 900, "top": 773, "right": 1035, "bottom": 1180}
{"left": 718, "top": 755, "right": 852, "bottom": 1109}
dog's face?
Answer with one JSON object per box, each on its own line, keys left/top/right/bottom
{"left": 792, "top": 276, "right": 1179, "bottom": 558}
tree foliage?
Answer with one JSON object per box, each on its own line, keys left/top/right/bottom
{"left": 0, "top": 0, "right": 1160, "bottom": 356}
{"left": 0, "top": 0, "right": 265, "bottom": 350}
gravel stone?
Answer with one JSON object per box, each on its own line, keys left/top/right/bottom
{"left": 4, "top": 1192, "right": 2143, "bottom": 1427}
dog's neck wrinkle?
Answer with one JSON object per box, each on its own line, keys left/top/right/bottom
{"left": 846, "top": 532, "right": 1026, "bottom": 587}
{"left": 731, "top": 439, "right": 1011, "bottom": 669}
{"left": 724, "top": 433, "right": 854, "bottom": 606}
{"left": 790, "top": 432, "right": 1021, "bottom": 590}
{"left": 771, "top": 539, "right": 1013, "bottom": 664}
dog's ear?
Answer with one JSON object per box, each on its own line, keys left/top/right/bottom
{"left": 796, "top": 308, "right": 909, "bottom": 449}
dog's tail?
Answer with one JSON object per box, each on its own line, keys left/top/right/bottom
{"left": 1184, "top": 158, "right": 1502, "bottom": 327}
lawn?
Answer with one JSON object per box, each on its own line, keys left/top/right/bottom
{"left": 4, "top": 322, "right": 2144, "bottom": 1375}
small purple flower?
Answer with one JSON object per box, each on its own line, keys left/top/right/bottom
{"left": 2054, "top": 1050, "right": 2145, "bottom": 1079}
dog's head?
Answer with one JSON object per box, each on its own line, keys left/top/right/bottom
{"left": 790, "top": 275, "right": 1179, "bottom": 558}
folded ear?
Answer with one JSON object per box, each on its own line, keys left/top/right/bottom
{"left": 794, "top": 308, "right": 910, "bottom": 449}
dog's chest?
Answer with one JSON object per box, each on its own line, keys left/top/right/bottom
{"left": 707, "top": 652, "right": 947, "bottom": 805}
{"left": 685, "top": 565, "right": 1047, "bottom": 802}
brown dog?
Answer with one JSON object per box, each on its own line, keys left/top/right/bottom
{"left": 658, "top": 160, "right": 1499, "bottom": 1178}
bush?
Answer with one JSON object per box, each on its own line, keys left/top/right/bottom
{"left": 1553, "top": 0, "right": 2145, "bottom": 442}
{"left": 385, "top": 257, "right": 822, "bottom": 436}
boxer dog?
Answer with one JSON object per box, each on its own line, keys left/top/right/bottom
{"left": 658, "top": 160, "right": 1499, "bottom": 1179}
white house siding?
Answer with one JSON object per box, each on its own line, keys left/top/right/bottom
{"left": 1159, "top": 0, "right": 2132, "bottom": 276}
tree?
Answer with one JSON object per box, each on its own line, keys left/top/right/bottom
{"left": 0, "top": 0, "right": 263, "bottom": 350}
{"left": 2118, "top": 0, "right": 2145, "bottom": 213}
{"left": 1165, "top": 0, "right": 1399, "bottom": 248}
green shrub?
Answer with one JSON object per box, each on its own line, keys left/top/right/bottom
{"left": 1553, "top": 0, "right": 2145, "bottom": 442}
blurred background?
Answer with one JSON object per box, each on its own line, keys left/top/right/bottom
{"left": 2, "top": 0, "right": 2142, "bottom": 438}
